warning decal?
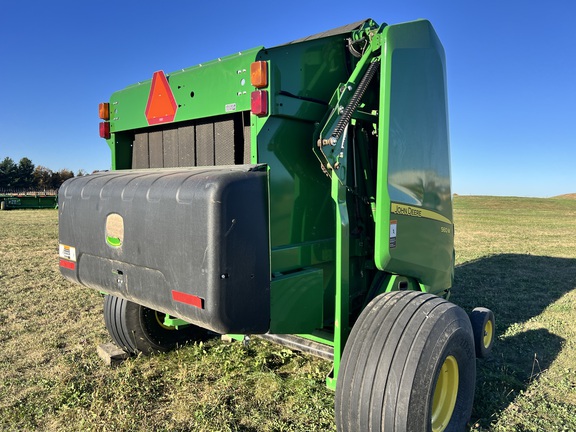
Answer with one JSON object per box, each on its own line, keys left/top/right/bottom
{"left": 145, "top": 71, "right": 178, "bottom": 125}
{"left": 390, "top": 220, "right": 397, "bottom": 248}
{"left": 59, "top": 244, "right": 77, "bottom": 262}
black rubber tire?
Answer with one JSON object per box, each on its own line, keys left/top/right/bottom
{"left": 335, "top": 290, "right": 476, "bottom": 432}
{"left": 470, "top": 307, "right": 495, "bottom": 358}
{"left": 103, "top": 295, "right": 206, "bottom": 355}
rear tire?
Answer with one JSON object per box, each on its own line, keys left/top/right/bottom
{"left": 103, "top": 294, "right": 206, "bottom": 354}
{"left": 470, "top": 307, "right": 495, "bottom": 358}
{"left": 335, "top": 290, "right": 476, "bottom": 432}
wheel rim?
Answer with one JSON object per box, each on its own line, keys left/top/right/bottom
{"left": 483, "top": 319, "right": 493, "bottom": 349}
{"left": 431, "top": 355, "right": 459, "bottom": 432}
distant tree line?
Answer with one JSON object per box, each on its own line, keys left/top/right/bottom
{"left": 0, "top": 157, "right": 86, "bottom": 193}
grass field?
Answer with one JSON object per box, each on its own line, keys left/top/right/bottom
{"left": 0, "top": 195, "right": 575, "bottom": 431}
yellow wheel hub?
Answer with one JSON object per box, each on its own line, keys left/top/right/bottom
{"left": 431, "top": 355, "right": 459, "bottom": 432}
{"left": 483, "top": 319, "right": 494, "bottom": 349}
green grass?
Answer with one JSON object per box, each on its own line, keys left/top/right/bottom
{"left": 0, "top": 196, "right": 575, "bottom": 430}
{"left": 451, "top": 196, "right": 576, "bottom": 430}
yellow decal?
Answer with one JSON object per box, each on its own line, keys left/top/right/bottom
{"left": 390, "top": 202, "right": 452, "bottom": 225}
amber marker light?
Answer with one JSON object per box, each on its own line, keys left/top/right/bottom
{"left": 250, "top": 61, "right": 268, "bottom": 88}
{"left": 99, "top": 102, "right": 110, "bottom": 120}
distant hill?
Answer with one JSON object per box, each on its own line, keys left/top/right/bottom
{"left": 553, "top": 193, "right": 576, "bottom": 199}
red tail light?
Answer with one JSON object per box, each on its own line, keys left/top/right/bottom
{"left": 251, "top": 90, "right": 268, "bottom": 117}
{"left": 99, "top": 122, "right": 111, "bottom": 139}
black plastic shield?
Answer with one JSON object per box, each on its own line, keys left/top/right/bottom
{"left": 58, "top": 165, "right": 270, "bottom": 334}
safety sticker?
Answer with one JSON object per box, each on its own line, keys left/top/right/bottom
{"left": 59, "top": 244, "right": 77, "bottom": 262}
{"left": 390, "top": 220, "right": 397, "bottom": 248}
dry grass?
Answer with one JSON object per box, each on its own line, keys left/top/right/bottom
{"left": 553, "top": 193, "right": 576, "bottom": 200}
{"left": 451, "top": 196, "right": 576, "bottom": 430}
{"left": 0, "top": 210, "right": 334, "bottom": 431}
{"left": 1, "top": 196, "right": 576, "bottom": 430}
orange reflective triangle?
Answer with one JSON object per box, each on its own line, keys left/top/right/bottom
{"left": 145, "top": 71, "right": 178, "bottom": 125}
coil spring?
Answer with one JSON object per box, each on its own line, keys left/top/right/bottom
{"left": 331, "top": 61, "right": 380, "bottom": 141}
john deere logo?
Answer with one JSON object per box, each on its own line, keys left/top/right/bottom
{"left": 106, "top": 213, "right": 124, "bottom": 247}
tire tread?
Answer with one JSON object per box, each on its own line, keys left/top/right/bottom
{"left": 336, "top": 291, "right": 476, "bottom": 432}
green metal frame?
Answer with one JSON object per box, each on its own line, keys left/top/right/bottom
{"left": 326, "top": 171, "right": 350, "bottom": 389}
{"left": 313, "top": 24, "right": 383, "bottom": 389}
{"left": 163, "top": 315, "right": 190, "bottom": 330}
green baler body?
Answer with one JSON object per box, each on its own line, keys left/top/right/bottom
{"left": 84, "top": 18, "right": 452, "bottom": 383}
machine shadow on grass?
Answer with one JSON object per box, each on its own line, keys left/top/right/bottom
{"left": 451, "top": 253, "right": 576, "bottom": 427}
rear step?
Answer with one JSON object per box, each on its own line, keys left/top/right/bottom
{"left": 258, "top": 334, "right": 334, "bottom": 361}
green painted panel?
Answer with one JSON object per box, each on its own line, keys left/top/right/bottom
{"left": 270, "top": 268, "right": 323, "bottom": 334}
{"left": 256, "top": 117, "right": 334, "bottom": 248}
{"left": 108, "top": 47, "right": 262, "bottom": 133}
{"left": 375, "top": 20, "right": 454, "bottom": 292}
{"left": 0, "top": 195, "right": 57, "bottom": 209}
{"left": 261, "top": 35, "right": 352, "bottom": 107}
{"left": 253, "top": 33, "right": 354, "bottom": 252}
{"left": 108, "top": 133, "right": 133, "bottom": 170}
{"left": 271, "top": 239, "right": 334, "bottom": 273}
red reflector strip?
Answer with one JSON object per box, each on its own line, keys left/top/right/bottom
{"left": 59, "top": 259, "right": 76, "bottom": 270}
{"left": 172, "top": 290, "right": 204, "bottom": 309}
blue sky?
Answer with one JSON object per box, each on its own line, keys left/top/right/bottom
{"left": 1, "top": 1, "right": 574, "bottom": 197}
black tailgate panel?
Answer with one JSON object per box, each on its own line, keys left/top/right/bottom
{"left": 58, "top": 165, "right": 270, "bottom": 334}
